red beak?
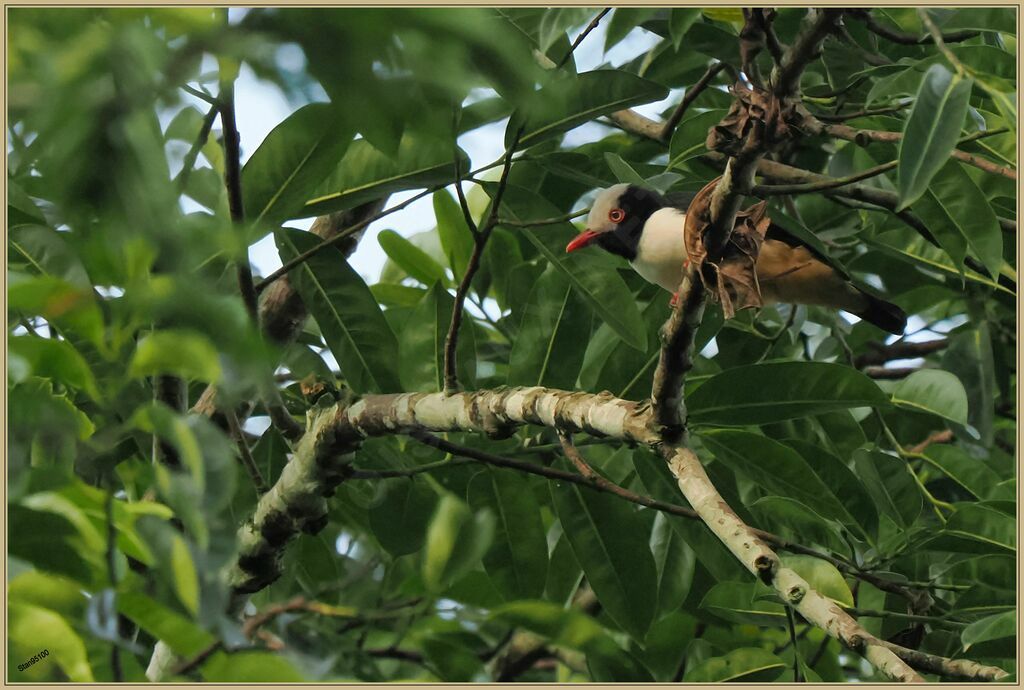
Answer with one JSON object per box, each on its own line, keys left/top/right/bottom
{"left": 565, "top": 229, "right": 600, "bottom": 253}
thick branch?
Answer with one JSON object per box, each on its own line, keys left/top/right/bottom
{"left": 662, "top": 446, "right": 923, "bottom": 682}
{"left": 853, "top": 338, "right": 948, "bottom": 368}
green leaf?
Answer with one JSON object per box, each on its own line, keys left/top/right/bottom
{"left": 9, "top": 602, "right": 94, "bottom": 681}
{"left": 8, "top": 504, "right": 100, "bottom": 584}
{"left": 423, "top": 494, "right": 495, "bottom": 591}
{"left": 276, "top": 227, "right": 400, "bottom": 394}
{"left": 169, "top": 534, "right": 200, "bottom": 616}
{"left": 891, "top": 369, "right": 968, "bottom": 425}
{"left": 507, "top": 267, "right": 593, "bottom": 389}
{"left": 510, "top": 70, "right": 669, "bottom": 148}
{"left": 495, "top": 185, "right": 646, "bottom": 350}
{"left": 467, "top": 469, "right": 548, "bottom": 600}
{"left": 369, "top": 477, "right": 437, "bottom": 557}
{"left": 700, "top": 582, "right": 786, "bottom": 626}
{"left": 241, "top": 103, "right": 354, "bottom": 226}
{"left": 10, "top": 224, "right": 91, "bottom": 288}
{"left": 669, "top": 9, "right": 702, "bottom": 49}
{"left": 650, "top": 512, "right": 695, "bottom": 617}
{"left": 398, "top": 282, "right": 476, "bottom": 392}
{"left": 912, "top": 162, "right": 1003, "bottom": 277}
{"left": 201, "top": 651, "right": 304, "bottom": 682}
{"left": 302, "top": 134, "right": 470, "bottom": 217}
{"left": 604, "top": 152, "right": 647, "bottom": 185}
{"left": 923, "top": 445, "right": 1004, "bottom": 501}
{"left": 129, "top": 329, "right": 222, "bottom": 382}
{"left": 8, "top": 273, "right": 104, "bottom": 348}
{"left": 700, "top": 431, "right": 856, "bottom": 528}
{"left": 604, "top": 9, "right": 658, "bottom": 53}
{"left": 685, "top": 647, "right": 787, "bottom": 682}
{"left": 550, "top": 472, "right": 658, "bottom": 639}
{"left": 853, "top": 450, "right": 922, "bottom": 530}
{"left": 117, "top": 591, "right": 215, "bottom": 658}
{"left": 433, "top": 189, "right": 476, "bottom": 278}
{"left": 868, "top": 228, "right": 1013, "bottom": 295}
{"left": 377, "top": 229, "right": 447, "bottom": 286}
{"left": 942, "top": 324, "right": 997, "bottom": 445}
{"left": 781, "top": 555, "right": 853, "bottom": 607}
{"left": 926, "top": 503, "right": 1015, "bottom": 554}
{"left": 687, "top": 362, "right": 887, "bottom": 426}
{"left": 9, "top": 336, "right": 100, "bottom": 400}
{"left": 667, "top": 109, "right": 727, "bottom": 169}
{"left": 961, "top": 610, "right": 1015, "bottom": 651}
{"left": 897, "top": 64, "right": 973, "bottom": 210}
{"left": 749, "top": 496, "right": 847, "bottom": 553}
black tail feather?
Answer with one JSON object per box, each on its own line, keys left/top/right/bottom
{"left": 856, "top": 294, "right": 907, "bottom": 335}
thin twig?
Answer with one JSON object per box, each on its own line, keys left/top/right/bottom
{"left": 660, "top": 62, "right": 728, "bottom": 142}
{"left": 851, "top": 10, "right": 980, "bottom": 46}
{"left": 918, "top": 9, "right": 968, "bottom": 77}
{"left": 442, "top": 127, "right": 522, "bottom": 394}
{"left": 753, "top": 159, "right": 897, "bottom": 195}
{"left": 556, "top": 8, "right": 611, "bottom": 70}
{"left": 226, "top": 409, "right": 269, "bottom": 494}
{"left": 497, "top": 209, "right": 588, "bottom": 228}
{"left": 255, "top": 159, "right": 511, "bottom": 292}
{"left": 175, "top": 103, "right": 219, "bottom": 194}
{"left": 218, "top": 80, "right": 259, "bottom": 324}
{"left": 181, "top": 83, "right": 218, "bottom": 106}
{"left": 813, "top": 104, "right": 908, "bottom": 122}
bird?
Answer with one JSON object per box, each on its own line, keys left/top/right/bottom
{"left": 565, "top": 183, "right": 907, "bottom": 334}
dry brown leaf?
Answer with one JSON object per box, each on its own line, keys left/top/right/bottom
{"left": 684, "top": 177, "right": 772, "bottom": 318}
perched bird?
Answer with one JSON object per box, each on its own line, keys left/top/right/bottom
{"left": 566, "top": 183, "right": 906, "bottom": 334}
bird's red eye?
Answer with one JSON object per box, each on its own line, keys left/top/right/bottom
{"left": 609, "top": 208, "right": 625, "bottom": 223}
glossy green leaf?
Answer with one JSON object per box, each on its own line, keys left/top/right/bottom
{"left": 117, "top": 591, "right": 215, "bottom": 658}
{"left": 604, "top": 8, "right": 658, "bottom": 53}
{"left": 667, "top": 109, "right": 727, "bottom": 169}
{"left": 201, "top": 651, "right": 304, "bottom": 682}
{"left": 926, "top": 503, "right": 1015, "bottom": 555}
{"left": 129, "top": 329, "right": 222, "bottom": 382}
{"left": 510, "top": 70, "right": 669, "bottom": 148}
{"left": 924, "top": 445, "right": 1003, "bottom": 500}
{"left": 701, "top": 431, "right": 856, "bottom": 528}
{"left": 912, "top": 162, "right": 1002, "bottom": 277}
{"left": 377, "top": 229, "right": 448, "bottom": 286}
{"left": 853, "top": 450, "right": 922, "bottom": 530}
{"left": 276, "top": 227, "right": 401, "bottom": 394}
{"left": 9, "top": 336, "right": 99, "bottom": 400}
{"left": 423, "top": 494, "right": 495, "bottom": 591}
{"left": 604, "top": 151, "right": 647, "bottom": 185}
{"left": 669, "top": 9, "right": 702, "bottom": 49}
{"left": 468, "top": 469, "right": 548, "bottom": 600}
{"left": 961, "top": 610, "right": 1015, "bottom": 651}
{"left": 242, "top": 103, "right": 354, "bottom": 226}
{"left": 507, "top": 267, "right": 593, "bottom": 389}
{"left": 700, "top": 582, "right": 787, "bottom": 627}
{"left": 942, "top": 324, "right": 997, "bottom": 445}
{"left": 550, "top": 473, "right": 658, "bottom": 639}
{"left": 398, "top": 282, "right": 476, "bottom": 391}
{"left": 433, "top": 188, "right": 476, "bottom": 278}
{"left": 685, "top": 647, "right": 787, "bottom": 682}
{"left": 781, "top": 555, "right": 853, "bottom": 607}
{"left": 369, "top": 478, "right": 437, "bottom": 557}
{"left": 868, "top": 228, "right": 1013, "bottom": 295}
{"left": 302, "top": 134, "right": 469, "bottom": 217}
{"left": 650, "top": 512, "right": 695, "bottom": 617}
{"left": 897, "top": 65, "right": 973, "bottom": 210}
{"left": 9, "top": 602, "right": 94, "bottom": 681}
{"left": 687, "top": 362, "right": 887, "bottom": 426}
{"left": 891, "top": 369, "right": 968, "bottom": 425}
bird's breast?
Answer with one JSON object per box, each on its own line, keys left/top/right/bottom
{"left": 630, "top": 207, "right": 688, "bottom": 292}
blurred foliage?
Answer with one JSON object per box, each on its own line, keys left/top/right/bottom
{"left": 7, "top": 6, "right": 1017, "bottom": 683}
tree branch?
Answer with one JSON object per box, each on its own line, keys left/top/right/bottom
{"left": 660, "top": 62, "right": 728, "bottom": 142}
{"left": 443, "top": 128, "right": 521, "bottom": 394}
{"left": 850, "top": 9, "right": 980, "bottom": 46}
{"left": 557, "top": 8, "right": 611, "bottom": 70}
{"left": 218, "top": 80, "right": 259, "bottom": 325}
{"left": 853, "top": 338, "right": 948, "bottom": 368}
{"left": 661, "top": 446, "right": 923, "bottom": 682}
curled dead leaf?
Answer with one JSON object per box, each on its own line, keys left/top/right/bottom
{"left": 706, "top": 82, "right": 802, "bottom": 155}
{"left": 684, "top": 176, "right": 772, "bottom": 318}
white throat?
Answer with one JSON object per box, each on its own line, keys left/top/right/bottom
{"left": 630, "top": 207, "right": 688, "bottom": 292}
